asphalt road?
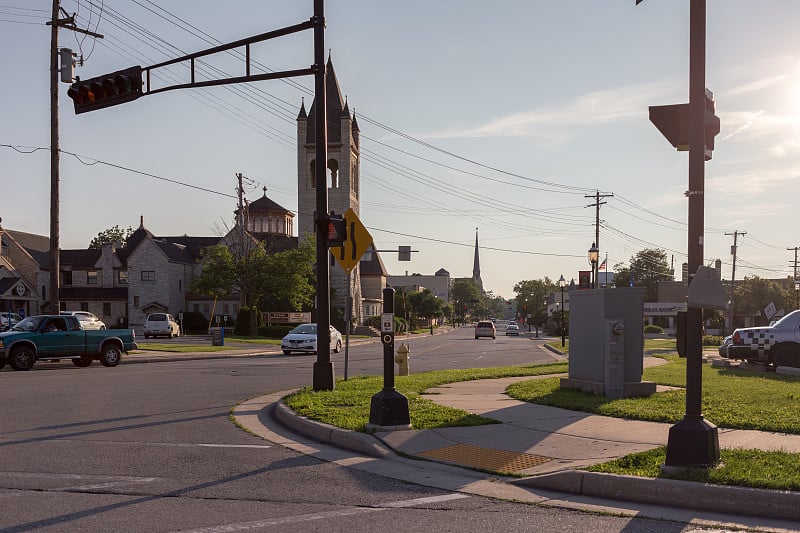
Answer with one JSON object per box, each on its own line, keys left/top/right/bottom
{"left": 0, "top": 328, "right": 730, "bottom": 532}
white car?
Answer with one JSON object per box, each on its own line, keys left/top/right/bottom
{"left": 60, "top": 311, "right": 106, "bottom": 330}
{"left": 0, "top": 312, "right": 23, "bottom": 331}
{"left": 143, "top": 313, "right": 180, "bottom": 339}
{"left": 505, "top": 323, "right": 520, "bottom": 336}
{"left": 281, "top": 323, "right": 342, "bottom": 355}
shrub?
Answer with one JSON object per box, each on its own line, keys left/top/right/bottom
{"left": 703, "top": 335, "right": 724, "bottom": 346}
{"left": 180, "top": 311, "right": 211, "bottom": 334}
{"left": 258, "top": 325, "right": 294, "bottom": 338}
{"left": 644, "top": 325, "right": 664, "bottom": 334}
{"left": 235, "top": 307, "right": 262, "bottom": 336}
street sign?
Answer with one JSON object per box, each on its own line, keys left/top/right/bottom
{"left": 330, "top": 208, "right": 373, "bottom": 274}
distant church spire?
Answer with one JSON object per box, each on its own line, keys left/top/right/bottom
{"left": 473, "top": 227, "right": 483, "bottom": 291}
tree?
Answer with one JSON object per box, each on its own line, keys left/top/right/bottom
{"left": 89, "top": 225, "right": 134, "bottom": 249}
{"left": 190, "top": 243, "right": 270, "bottom": 311}
{"left": 514, "top": 277, "right": 555, "bottom": 327}
{"left": 450, "top": 278, "right": 482, "bottom": 320}
{"left": 259, "top": 238, "right": 316, "bottom": 312}
{"left": 409, "top": 288, "right": 444, "bottom": 326}
{"left": 614, "top": 248, "right": 671, "bottom": 302}
{"left": 484, "top": 292, "right": 506, "bottom": 319}
{"left": 733, "top": 275, "right": 793, "bottom": 326}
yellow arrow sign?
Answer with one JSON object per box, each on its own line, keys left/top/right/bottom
{"left": 330, "top": 208, "right": 373, "bottom": 274}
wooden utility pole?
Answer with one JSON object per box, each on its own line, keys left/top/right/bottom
{"left": 725, "top": 230, "right": 745, "bottom": 332}
{"left": 47, "top": 0, "right": 102, "bottom": 313}
{"left": 585, "top": 190, "right": 613, "bottom": 288}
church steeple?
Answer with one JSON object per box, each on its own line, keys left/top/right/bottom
{"left": 472, "top": 228, "right": 483, "bottom": 291}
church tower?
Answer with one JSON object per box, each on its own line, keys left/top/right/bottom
{"left": 296, "top": 57, "right": 363, "bottom": 323}
{"left": 472, "top": 228, "right": 483, "bottom": 292}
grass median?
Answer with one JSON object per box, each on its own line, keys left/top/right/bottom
{"left": 283, "top": 363, "right": 569, "bottom": 432}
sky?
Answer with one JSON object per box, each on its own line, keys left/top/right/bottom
{"left": 2, "top": 1, "right": 800, "bottom": 300}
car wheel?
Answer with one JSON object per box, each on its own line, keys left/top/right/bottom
{"left": 334, "top": 339, "right": 342, "bottom": 353}
{"left": 773, "top": 345, "right": 800, "bottom": 367}
{"left": 100, "top": 325, "right": 106, "bottom": 330}
{"left": 283, "top": 350, "right": 291, "bottom": 355}
{"left": 10, "top": 346, "right": 35, "bottom": 371}
{"left": 72, "top": 356, "right": 93, "bottom": 368}
{"left": 100, "top": 344, "right": 122, "bottom": 367}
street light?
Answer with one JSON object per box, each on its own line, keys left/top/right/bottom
{"left": 588, "top": 242, "right": 599, "bottom": 289}
{"left": 558, "top": 275, "right": 566, "bottom": 347}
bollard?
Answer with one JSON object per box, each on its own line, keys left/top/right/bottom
{"left": 395, "top": 343, "right": 410, "bottom": 376}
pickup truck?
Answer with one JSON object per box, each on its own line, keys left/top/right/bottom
{"left": 725, "top": 310, "right": 800, "bottom": 367}
{"left": 0, "top": 315, "right": 137, "bottom": 371}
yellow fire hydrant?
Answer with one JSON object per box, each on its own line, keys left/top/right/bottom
{"left": 395, "top": 342, "right": 410, "bottom": 376}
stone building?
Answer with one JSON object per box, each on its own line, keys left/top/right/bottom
{"left": 296, "top": 57, "right": 363, "bottom": 324}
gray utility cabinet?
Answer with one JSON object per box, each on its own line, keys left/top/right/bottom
{"left": 561, "top": 287, "right": 656, "bottom": 399}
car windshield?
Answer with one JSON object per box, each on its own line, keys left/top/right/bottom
{"left": 11, "top": 316, "right": 45, "bottom": 332}
{"left": 148, "top": 314, "right": 167, "bottom": 322}
{"left": 291, "top": 324, "right": 316, "bottom": 335}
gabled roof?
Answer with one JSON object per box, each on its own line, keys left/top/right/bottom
{"left": 159, "top": 236, "right": 221, "bottom": 259}
{"left": 360, "top": 250, "right": 388, "bottom": 277}
{"left": 435, "top": 268, "right": 450, "bottom": 277}
{"left": 0, "top": 276, "right": 21, "bottom": 294}
{"left": 60, "top": 249, "right": 101, "bottom": 269}
{"left": 153, "top": 240, "right": 195, "bottom": 264}
{"left": 4, "top": 229, "right": 49, "bottom": 253}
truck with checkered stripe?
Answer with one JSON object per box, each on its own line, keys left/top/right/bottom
{"left": 726, "top": 310, "right": 800, "bottom": 367}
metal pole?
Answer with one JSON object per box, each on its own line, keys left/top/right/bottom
{"left": 665, "top": 0, "right": 719, "bottom": 468}
{"left": 344, "top": 269, "right": 351, "bottom": 380}
{"left": 560, "top": 286, "right": 565, "bottom": 347}
{"left": 49, "top": 0, "right": 61, "bottom": 314}
{"left": 312, "top": 0, "right": 334, "bottom": 391}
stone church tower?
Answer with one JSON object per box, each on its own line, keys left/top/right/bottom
{"left": 296, "top": 57, "right": 363, "bottom": 324}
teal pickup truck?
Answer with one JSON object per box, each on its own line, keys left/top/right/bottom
{"left": 0, "top": 315, "right": 137, "bottom": 371}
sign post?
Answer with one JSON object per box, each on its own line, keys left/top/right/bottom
{"left": 367, "top": 287, "right": 411, "bottom": 430}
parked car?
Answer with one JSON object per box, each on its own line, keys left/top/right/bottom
{"left": 718, "top": 335, "right": 732, "bottom": 358}
{"left": 0, "top": 313, "right": 23, "bottom": 332}
{"left": 143, "top": 313, "right": 180, "bottom": 339}
{"left": 60, "top": 311, "right": 106, "bottom": 330}
{"left": 475, "top": 320, "right": 496, "bottom": 340}
{"left": 281, "top": 323, "right": 342, "bottom": 355}
{"left": 0, "top": 315, "right": 137, "bottom": 371}
{"left": 505, "top": 323, "right": 520, "bottom": 336}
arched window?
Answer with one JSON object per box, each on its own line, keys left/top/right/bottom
{"left": 327, "top": 158, "right": 339, "bottom": 188}
{"left": 309, "top": 160, "right": 316, "bottom": 188}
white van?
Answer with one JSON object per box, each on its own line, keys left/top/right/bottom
{"left": 143, "top": 313, "right": 180, "bottom": 339}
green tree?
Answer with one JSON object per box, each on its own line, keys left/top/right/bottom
{"left": 614, "top": 248, "right": 671, "bottom": 302}
{"left": 190, "top": 243, "right": 270, "bottom": 311}
{"left": 514, "top": 277, "right": 555, "bottom": 327}
{"left": 259, "top": 238, "right": 316, "bottom": 311}
{"left": 89, "top": 225, "right": 134, "bottom": 249}
{"left": 484, "top": 292, "right": 506, "bottom": 319}
{"left": 409, "top": 288, "right": 444, "bottom": 326}
{"left": 734, "top": 276, "right": 793, "bottom": 326}
{"left": 450, "top": 279, "right": 482, "bottom": 320}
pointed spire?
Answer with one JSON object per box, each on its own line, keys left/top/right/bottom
{"left": 472, "top": 228, "right": 483, "bottom": 291}
{"left": 297, "top": 97, "right": 307, "bottom": 120}
{"left": 352, "top": 108, "right": 360, "bottom": 132}
{"left": 342, "top": 95, "right": 350, "bottom": 117}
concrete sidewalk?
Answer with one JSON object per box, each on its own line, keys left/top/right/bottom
{"left": 267, "top": 355, "right": 800, "bottom": 524}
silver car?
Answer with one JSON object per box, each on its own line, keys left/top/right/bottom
{"left": 60, "top": 311, "right": 106, "bottom": 330}
{"left": 281, "top": 323, "right": 342, "bottom": 355}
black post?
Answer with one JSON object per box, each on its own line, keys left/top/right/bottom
{"left": 312, "top": 0, "right": 334, "bottom": 391}
{"left": 665, "top": 0, "right": 719, "bottom": 468}
{"left": 560, "top": 285, "right": 566, "bottom": 347}
{"left": 368, "top": 288, "right": 410, "bottom": 428}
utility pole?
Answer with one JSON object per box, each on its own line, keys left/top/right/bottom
{"left": 788, "top": 246, "right": 800, "bottom": 310}
{"left": 236, "top": 172, "right": 247, "bottom": 309}
{"left": 46, "top": 0, "right": 102, "bottom": 313}
{"left": 726, "top": 230, "right": 745, "bottom": 333}
{"left": 585, "top": 190, "right": 613, "bottom": 288}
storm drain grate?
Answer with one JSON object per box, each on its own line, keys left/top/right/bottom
{"left": 419, "top": 443, "right": 553, "bottom": 473}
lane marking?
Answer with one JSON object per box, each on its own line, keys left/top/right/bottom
{"left": 173, "top": 493, "right": 469, "bottom": 532}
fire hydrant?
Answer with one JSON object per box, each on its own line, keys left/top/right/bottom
{"left": 395, "top": 342, "right": 410, "bottom": 376}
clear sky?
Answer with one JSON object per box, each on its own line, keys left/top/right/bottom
{"left": 2, "top": 1, "right": 800, "bottom": 300}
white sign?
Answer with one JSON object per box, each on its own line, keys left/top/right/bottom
{"left": 381, "top": 313, "right": 394, "bottom": 333}
{"left": 764, "top": 302, "right": 777, "bottom": 320}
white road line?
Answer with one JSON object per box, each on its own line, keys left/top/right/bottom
{"left": 0, "top": 471, "right": 160, "bottom": 491}
{"left": 196, "top": 444, "right": 272, "bottom": 449}
{"left": 173, "top": 493, "right": 470, "bottom": 532}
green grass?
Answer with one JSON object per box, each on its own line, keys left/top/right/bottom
{"left": 284, "top": 363, "right": 569, "bottom": 432}
{"left": 133, "top": 344, "right": 234, "bottom": 353}
{"left": 220, "top": 336, "right": 282, "bottom": 345}
{"left": 507, "top": 355, "right": 800, "bottom": 434}
{"left": 547, "top": 338, "right": 680, "bottom": 354}
{"left": 587, "top": 447, "right": 800, "bottom": 492}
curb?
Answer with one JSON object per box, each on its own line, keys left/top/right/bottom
{"left": 273, "top": 401, "right": 393, "bottom": 459}
{"left": 514, "top": 470, "right": 800, "bottom": 522}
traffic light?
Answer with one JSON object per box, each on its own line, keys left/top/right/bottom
{"left": 704, "top": 88, "right": 720, "bottom": 160}
{"left": 67, "top": 66, "right": 143, "bottom": 114}
{"left": 326, "top": 214, "right": 347, "bottom": 247}
{"left": 648, "top": 87, "right": 720, "bottom": 161}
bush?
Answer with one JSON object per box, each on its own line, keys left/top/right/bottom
{"left": 258, "top": 325, "right": 294, "bottom": 338}
{"left": 180, "top": 311, "right": 211, "bottom": 334}
{"left": 235, "top": 307, "right": 262, "bottom": 336}
{"left": 644, "top": 325, "right": 664, "bottom": 334}
{"left": 703, "top": 335, "right": 724, "bottom": 346}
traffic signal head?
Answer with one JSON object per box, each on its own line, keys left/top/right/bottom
{"left": 67, "top": 66, "right": 143, "bottom": 114}
{"left": 326, "top": 214, "right": 347, "bottom": 247}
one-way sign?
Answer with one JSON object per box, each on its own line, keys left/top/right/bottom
{"left": 330, "top": 208, "right": 373, "bottom": 274}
